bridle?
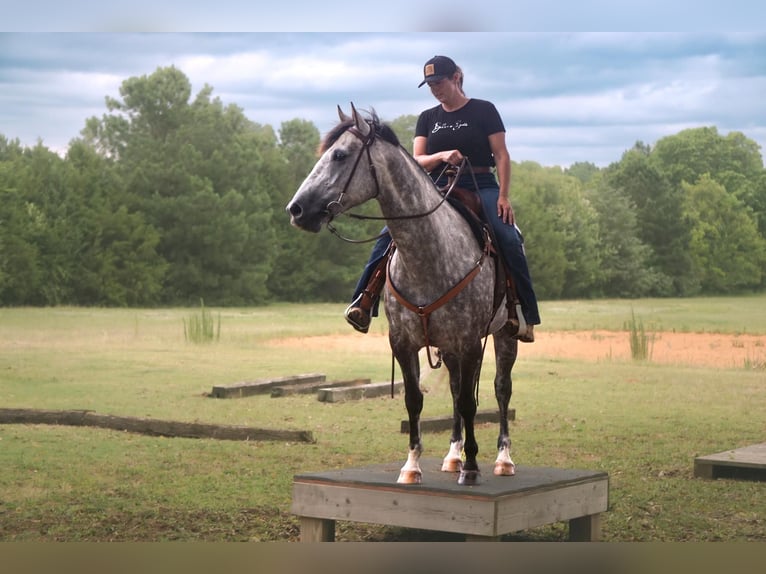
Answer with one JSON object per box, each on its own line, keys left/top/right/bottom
{"left": 325, "top": 124, "right": 381, "bottom": 228}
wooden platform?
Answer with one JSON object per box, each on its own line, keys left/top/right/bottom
{"left": 694, "top": 442, "right": 766, "bottom": 480}
{"left": 292, "top": 458, "right": 609, "bottom": 541}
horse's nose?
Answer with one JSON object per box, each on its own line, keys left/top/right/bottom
{"left": 287, "top": 201, "right": 303, "bottom": 220}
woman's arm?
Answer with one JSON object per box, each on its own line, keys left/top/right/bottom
{"left": 488, "top": 131, "right": 514, "bottom": 224}
{"left": 413, "top": 136, "right": 464, "bottom": 172}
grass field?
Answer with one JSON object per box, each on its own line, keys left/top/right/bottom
{"left": 1, "top": 296, "right": 765, "bottom": 541}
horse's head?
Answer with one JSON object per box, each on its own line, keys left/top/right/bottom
{"left": 286, "top": 104, "right": 397, "bottom": 233}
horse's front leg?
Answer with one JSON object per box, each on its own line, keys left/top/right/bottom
{"left": 440, "top": 351, "right": 464, "bottom": 473}
{"left": 456, "top": 344, "right": 483, "bottom": 486}
{"left": 395, "top": 348, "right": 423, "bottom": 484}
{"left": 492, "top": 327, "right": 518, "bottom": 476}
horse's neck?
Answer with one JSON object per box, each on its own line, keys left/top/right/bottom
{"left": 377, "top": 153, "right": 480, "bottom": 284}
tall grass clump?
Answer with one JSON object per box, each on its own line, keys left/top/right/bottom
{"left": 625, "top": 308, "right": 653, "bottom": 361}
{"left": 183, "top": 299, "right": 221, "bottom": 343}
{"left": 744, "top": 356, "right": 766, "bottom": 371}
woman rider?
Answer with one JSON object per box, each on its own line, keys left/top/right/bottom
{"left": 344, "top": 55, "right": 540, "bottom": 342}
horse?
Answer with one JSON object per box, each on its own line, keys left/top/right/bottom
{"left": 286, "top": 104, "right": 518, "bottom": 486}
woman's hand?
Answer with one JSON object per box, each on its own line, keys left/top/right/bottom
{"left": 497, "top": 195, "right": 515, "bottom": 224}
{"left": 441, "top": 149, "right": 464, "bottom": 166}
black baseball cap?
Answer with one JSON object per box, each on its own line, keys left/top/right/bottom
{"left": 418, "top": 55, "right": 457, "bottom": 87}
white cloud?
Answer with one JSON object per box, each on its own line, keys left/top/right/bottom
{"left": 1, "top": 32, "right": 764, "bottom": 167}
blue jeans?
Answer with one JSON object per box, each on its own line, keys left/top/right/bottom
{"left": 474, "top": 183, "right": 541, "bottom": 325}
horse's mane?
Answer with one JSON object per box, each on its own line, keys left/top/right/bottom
{"left": 319, "top": 109, "right": 400, "bottom": 154}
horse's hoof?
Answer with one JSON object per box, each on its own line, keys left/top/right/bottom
{"left": 441, "top": 458, "right": 463, "bottom": 473}
{"left": 397, "top": 470, "right": 422, "bottom": 484}
{"left": 457, "top": 469, "right": 481, "bottom": 486}
{"left": 493, "top": 461, "right": 516, "bottom": 476}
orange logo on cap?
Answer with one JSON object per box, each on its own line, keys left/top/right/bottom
{"left": 424, "top": 64, "right": 435, "bottom": 76}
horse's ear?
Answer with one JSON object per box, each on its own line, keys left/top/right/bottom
{"left": 337, "top": 105, "right": 351, "bottom": 123}
{"left": 350, "top": 102, "right": 371, "bottom": 137}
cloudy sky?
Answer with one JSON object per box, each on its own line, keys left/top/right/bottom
{"left": 2, "top": 28, "right": 765, "bottom": 168}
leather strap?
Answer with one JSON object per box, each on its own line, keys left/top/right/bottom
{"left": 386, "top": 239, "right": 490, "bottom": 369}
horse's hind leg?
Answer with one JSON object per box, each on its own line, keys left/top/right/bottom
{"left": 492, "top": 326, "right": 518, "bottom": 476}
{"left": 440, "top": 352, "right": 464, "bottom": 473}
{"left": 395, "top": 348, "right": 424, "bottom": 484}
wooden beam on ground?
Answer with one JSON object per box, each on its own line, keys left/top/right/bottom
{"left": 400, "top": 408, "right": 516, "bottom": 433}
{"left": 317, "top": 380, "right": 403, "bottom": 403}
{"left": 0, "top": 408, "right": 315, "bottom": 443}
{"left": 210, "top": 373, "right": 325, "bottom": 398}
{"left": 272, "top": 378, "right": 371, "bottom": 397}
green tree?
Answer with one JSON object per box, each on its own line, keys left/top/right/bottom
{"left": 652, "top": 127, "right": 766, "bottom": 241}
{"left": 64, "top": 141, "right": 166, "bottom": 305}
{"left": 0, "top": 137, "right": 37, "bottom": 304}
{"left": 511, "top": 162, "right": 601, "bottom": 299}
{"left": 388, "top": 114, "right": 418, "bottom": 155}
{"left": 566, "top": 161, "right": 601, "bottom": 185}
{"left": 652, "top": 127, "right": 763, "bottom": 189}
{"left": 0, "top": 143, "right": 76, "bottom": 304}
{"left": 586, "top": 176, "right": 665, "bottom": 297}
{"left": 0, "top": 135, "right": 167, "bottom": 306}
{"left": 268, "top": 119, "right": 322, "bottom": 300}
{"left": 83, "top": 67, "right": 277, "bottom": 305}
{"left": 605, "top": 146, "right": 694, "bottom": 295}
{"left": 684, "top": 175, "right": 766, "bottom": 293}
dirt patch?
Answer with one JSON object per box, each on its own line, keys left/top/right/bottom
{"left": 271, "top": 330, "right": 766, "bottom": 370}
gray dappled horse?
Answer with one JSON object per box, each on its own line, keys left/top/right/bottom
{"left": 286, "top": 105, "right": 518, "bottom": 485}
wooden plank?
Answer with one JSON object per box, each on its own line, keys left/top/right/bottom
{"left": 271, "top": 378, "right": 370, "bottom": 398}
{"left": 211, "top": 373, "right": 325, "bottom": 398}
{"left": 694, "top": 443, "right": 766, "bottom": 480}
{"left": 293, "top": 481, "right": 496, "bottom": 536}
{"left": 317, "top": 380, "right": 403, "bottom": 403}
{"left": 494, "top": 478, "right": 609, "bottom": 536}
{"left": 400, "top": 408, "right": 516, "bottom": 433}
{"left": 0, "top": 408, "right": 315, "bottom": 443}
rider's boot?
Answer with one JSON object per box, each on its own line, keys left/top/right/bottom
{"left": 344, "top": 258, "right": 388, "bottom": 334}
{"left": 505, "top": 278, "right": 534, "bottom": 343}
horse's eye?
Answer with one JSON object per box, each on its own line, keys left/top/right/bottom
{"left": 332, "top": 149, "right": 347, "bottom": 161}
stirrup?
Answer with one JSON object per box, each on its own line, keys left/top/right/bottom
{"left": 344, "top": 297, "right": 371, "bottom": 334}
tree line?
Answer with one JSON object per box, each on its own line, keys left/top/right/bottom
{"left": 1, "top": 66, "right": 765, "bottom": 307}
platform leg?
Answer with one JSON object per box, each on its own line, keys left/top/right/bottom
{"left": 569, "top": 513, "right": 601, "bottom": 541}
{"left": 693, "top": 460, "right": 715, "bottom": 479}
{"left": 299, "top": 516, "right": 336, "bottom": 542}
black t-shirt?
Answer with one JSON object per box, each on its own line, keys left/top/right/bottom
{"left": 414, "top": 98, "right": 505, "bottom": 172}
